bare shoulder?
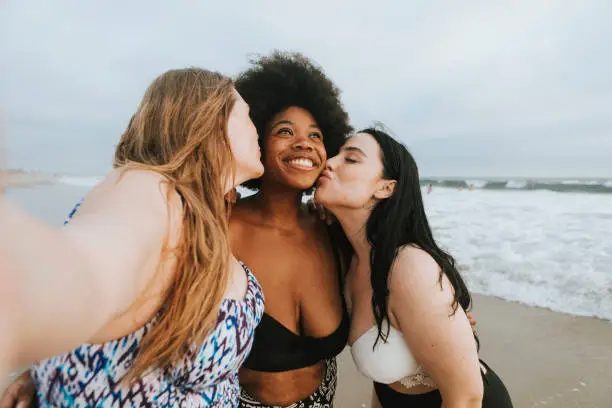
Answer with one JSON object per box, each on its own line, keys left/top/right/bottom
{"left": 69, "top": 169, "right": 182, "bottom": 235}
{"left": 389, "top": 245, "right": 443, "bottom": 295}
{"left": 112, "top": 169, "right": 176, "bottom": 206}
{"left": 388, "top": 245, "right": 457, "bottom": 324}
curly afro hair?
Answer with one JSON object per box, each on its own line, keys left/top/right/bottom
{"left": 235, "top": 51, "right": 352, "bottom": 190}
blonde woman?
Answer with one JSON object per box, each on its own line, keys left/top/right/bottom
{"left": 0, "top": 68, "right": 265, "bottom": 407}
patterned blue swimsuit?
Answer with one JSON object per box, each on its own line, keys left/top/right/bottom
{"left": 30, "top": 202, "right": 265, "bottom": 407}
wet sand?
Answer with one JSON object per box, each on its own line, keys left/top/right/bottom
{"left": 0, "top": 170, "right": 53, "bottom": 189}
{"left": 2, "top": 296, "right": 611, "bottom": 406}
{"left": 335, "top": 294, "right": 612, "bottom": 407}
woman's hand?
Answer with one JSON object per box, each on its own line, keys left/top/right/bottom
{"left": 0, "top": 370, "right": 36, "bottom": 408}
{"left": 225, "top": 188, "right": 241, "bottom": 204}
{"left": 466, "top": 312, "right": 478, "bottom": 335}
{"left": 306, "top": 199, "right": 335, "bottom": 225}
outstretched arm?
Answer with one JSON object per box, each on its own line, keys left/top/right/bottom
{"left": 0, "top": 170, "right": 176, "bottom": 373}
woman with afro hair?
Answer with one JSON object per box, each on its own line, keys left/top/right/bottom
{"left": 229, "top": 51, "right": 352, "bottom": 408}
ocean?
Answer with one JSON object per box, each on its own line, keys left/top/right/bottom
{"left": 6, "top": 176, "right": 612, "bottom": 322}
{"left": 423, "top": 179, "right": 612, "bottom": 322}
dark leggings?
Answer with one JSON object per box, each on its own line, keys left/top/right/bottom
{"left": 374, "top": 360, "right": 513, "bottom": 407}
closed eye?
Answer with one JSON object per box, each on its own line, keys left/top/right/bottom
{"left": 345, "top": 157, "right": 357, "bottom": 163}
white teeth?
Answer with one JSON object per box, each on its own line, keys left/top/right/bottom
{"left": 288, "top": 158, "right": 314, "bottom": 168}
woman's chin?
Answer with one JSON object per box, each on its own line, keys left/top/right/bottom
{"left": 313, "top": 189, "right": 330, "bottom": 205}
{"left": 240, "top": 165, "right": 265, "bottom": 185}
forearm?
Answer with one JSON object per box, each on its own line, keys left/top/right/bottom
{"left": 0, "top": 300, "right": 16, "bottom": 380}
{"left": 0, "top": 199, "right": 104, "bottom": 370}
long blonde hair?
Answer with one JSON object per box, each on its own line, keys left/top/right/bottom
{"left": 113, "top": 68, "right": 236, "bottom": 380}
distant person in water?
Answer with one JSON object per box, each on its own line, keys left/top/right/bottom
{"left": 427, "top": 183, "right": 433, "bottom": 194}
{"left": 315, "top": 127, "right": 513, "bottom": 408}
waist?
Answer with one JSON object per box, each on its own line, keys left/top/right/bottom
{"left": 378, "top": 360, "right": 490, "bottom": 395}
{"left": 386, "top": 381, "right": 437, "bottom": 395}
{"left": 239, "top": 361, "right": 326, "bottom": 406}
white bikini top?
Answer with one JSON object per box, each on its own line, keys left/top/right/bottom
{"left": 350, "top": 323, "right": 436, "bottom": 389}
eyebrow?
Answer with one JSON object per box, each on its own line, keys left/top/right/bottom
{"left": 270, "top": 120, "right": 321, "bottom": 130}
{"left": 342, "top": 145, "right": 367, "bottom": 157}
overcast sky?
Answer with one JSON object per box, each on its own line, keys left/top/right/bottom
{"left": 1, "top": 0, "right": 611, "bottom": 178}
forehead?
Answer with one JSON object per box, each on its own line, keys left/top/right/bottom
{"left": 344, "top": 133, "right": 380, "bottom": 156}
{"left": 271, "top": 106, "right": 318, "bottom": 125}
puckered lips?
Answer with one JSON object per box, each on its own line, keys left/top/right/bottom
{"left": 317, "top": 169, "right": 333, "bottom": 186}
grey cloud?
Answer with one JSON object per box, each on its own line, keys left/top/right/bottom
{"left": 0, "top": 0, "right": 611, "bottom": 177}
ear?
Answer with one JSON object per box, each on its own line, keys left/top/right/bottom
{"left": 373, "top": 179, "right": 397, "bottom": 200}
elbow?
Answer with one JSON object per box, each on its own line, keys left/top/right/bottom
{"left": 466, "top": 390, "right": 484, "bottom": 405}
{"left": 463, "top": 381, "right": 484, "bottom": 406}
{"left": 467, "top": 379, "right": 484, "bottom": 400}
{"left": 444, "top": 381, "right": 484, "bottom": 408}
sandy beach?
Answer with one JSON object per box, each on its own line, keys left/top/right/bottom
{"left": 0, "top": 170, "right": 54, "bottom": 189}
{"left": 2, "top": 295, "right": 611, "bottom": 406}
{"left": 335, "top": 294, "right": 612, "bottom": 407}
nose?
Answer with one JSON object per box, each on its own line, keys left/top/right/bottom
{"left": 292, "top": 134, "right": 314, "bottom": 152}
{"left": 326, "top": 155, "right": 340, "bottom": 171}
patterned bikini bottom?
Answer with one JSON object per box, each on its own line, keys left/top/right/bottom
{"left": 238, "top": 358, "right": 337, "bottom": 408}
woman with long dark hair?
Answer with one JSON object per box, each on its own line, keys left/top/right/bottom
{"left": 315, "top": 127, "right": 513, "bottom": 407}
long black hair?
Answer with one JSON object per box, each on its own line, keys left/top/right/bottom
{"left": 360, "top": 126, "right": 474, "bottom": 348}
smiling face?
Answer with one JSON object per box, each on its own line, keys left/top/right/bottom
{"left": 260, "top": 106, "right": 327, "bottom": 191}
{"left": 315, "top": 132, "right": 396, "bottom": 210}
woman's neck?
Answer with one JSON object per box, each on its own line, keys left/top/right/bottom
{"left": 334, "top": 208, "right": 372, "bottom": 263}
{"left": 254, "top": 181, "right": 305, "bottom": 228}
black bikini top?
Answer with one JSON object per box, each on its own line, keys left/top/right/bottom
{"left": 242, "top": 241, "right": 349, "bottom": 372}
{"left": 242, "top": 306, "right": 349, "bottom": 372}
